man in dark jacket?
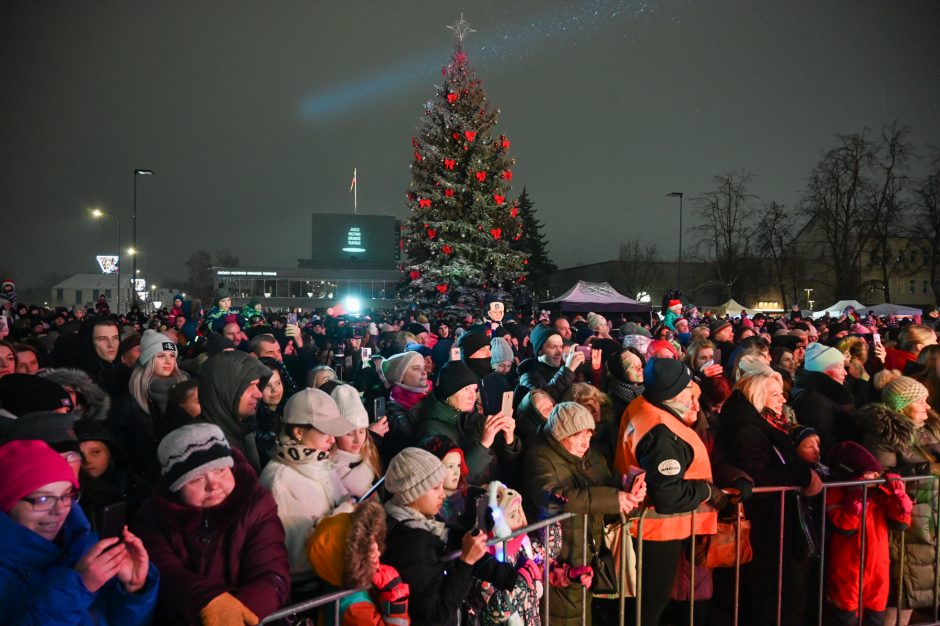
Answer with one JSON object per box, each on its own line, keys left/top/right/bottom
{"left": 198, "top": 350, "right": 271, "bottom": 471}
{"left": 790, "top": 342, "right": 860, "bottom": 456}
{"left": 709, "top": 319, "right": 735, "bottom": 369}
{"left": 51, "top": 316, "right": 128, "bottom": 398}
{"left": 513, "top": 323, "right": 583, "bottom": 407}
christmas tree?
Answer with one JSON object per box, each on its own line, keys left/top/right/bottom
{"left": 401, "top": 15, "right": 527, "bottom": 314}
{"left": 515, "top": 187, "right": 557, "bottom": 297}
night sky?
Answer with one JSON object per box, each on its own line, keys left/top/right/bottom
{"left": 3, "top": 1, "right": 939, "bottom": 289}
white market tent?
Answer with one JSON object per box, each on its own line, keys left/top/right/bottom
{"left": 541, "top": 281, "right": 651, "bottom": 314}
{"left": 856, "top": 303, "right": 923, "bottom": 318}
{"left": 811, "top": 299, "right": 866, "bottom": 319}
{"left": 715, "top": 298, "right": 759, "bottom": 317}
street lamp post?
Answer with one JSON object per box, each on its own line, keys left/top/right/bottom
{"left": 132, "top": 169, "right": 155, "bottom": 297}
{"left": 91, "top": 209, "right": 122, "bottom": 312}
{"left": 666, "top": 192, "right": 684, "bottom": 292}
{"left": 127, "top": 248, "right": 147, "bottom": 308}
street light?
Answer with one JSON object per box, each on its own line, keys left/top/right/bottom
{"left": 666, "top": 192, "right": 684, "bottom": 292}
{"left": 132, "top": 169, "right": 155, "bottom": 293}
{"left": 90, "top": 208, "right": 122, "bottom": 312}
{"left": 127, "top": 247, "right": 147, "bottom": 306}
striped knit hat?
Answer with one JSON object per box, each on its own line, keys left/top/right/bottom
{"left": 158, "top": 423, "right": 234, "bottom": 492}
{"left": 882, "top": 376, "right": 929, "bottom": 413}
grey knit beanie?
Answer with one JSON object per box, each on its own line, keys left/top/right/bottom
{"left": 547, "top": 402, "right": 596, "bottom": 442}
{"left": 385, "top": 447, "right": 448, "bottom": 505}
{"left": 158, "top": 423, "right": 234, "bottom": 492}
{"left": 490, "top": 336, "right": 514, "bottom": 366}
{"left": 138, "top": 329, "right": 177, "bottom": 367}
{"left": 381, "top": 352, "right": 424, "bottom": 386}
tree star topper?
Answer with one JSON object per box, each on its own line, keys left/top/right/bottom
{"left": 447, "top": 13, "right": 476, "bottom": 43}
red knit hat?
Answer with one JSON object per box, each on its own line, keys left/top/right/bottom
{"left": 0, "top": 440, "right": 78, "bottom": 513}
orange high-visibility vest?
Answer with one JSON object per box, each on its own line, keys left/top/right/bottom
{"left": 620, "top": 396, "right": 718, "bottom": 541}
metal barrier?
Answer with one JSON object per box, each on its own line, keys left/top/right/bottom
{"left": 262, "top": 475, "right": 940, "bottom": 626}
{"left": 632, "top": 475, "right": 940, "bottom": 626}
{"left": 260, "top": 512, "right": 575, "bottom": 625}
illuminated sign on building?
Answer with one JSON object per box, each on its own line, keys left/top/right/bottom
{"left": 96, "top": 255, "right": 119, "bottom": 274}
{"left": 216, "top": 270, "right": 278, "bottom": 276}
{"left": 342, "top": 227, "right": 366, "bottom": 253}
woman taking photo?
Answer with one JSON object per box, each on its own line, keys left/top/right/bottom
{"left": 0, "top": 439, "right": 158, "bottom": 624}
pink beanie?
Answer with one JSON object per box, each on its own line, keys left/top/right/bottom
{"left": 0, "top": 440, "right": 78, "bottom": 513}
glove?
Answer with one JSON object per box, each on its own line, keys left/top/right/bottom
{"left": 884, "top": 473, "right": 907, "bottom": 497}
{"left": 706, "top": 482, "right": 729, "bottom": 511}
{"left": 199, "top": 592, "right": 259, "bottom": 626}
{"left": 567, "top": 564, "right": 594, "bottom": 588}
{"left": 731, "top": 477, "right": 754, "bottom": 501}
{"left": 372, "top": 564, "right": 409, "bottom": 618}
{"left": 517, "top": 558, "right": 542, "bottom": 591}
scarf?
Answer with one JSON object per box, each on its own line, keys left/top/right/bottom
{"left": 762, "top": 407, "right": 791, "bottom": 434}
{"left": 385, "top": 500, "right": 449, "bottom": 542}
{"left": 391, "top": 383, "right": 430, "bottom": 410}
{"left": 607, "top": 377, "right": 644, "bottom": 406}
{"left": 274, "top": 436, "right": 335, "bottom": 480}
{"left": 149, "top": 377, "right": 176, "bottom": 415}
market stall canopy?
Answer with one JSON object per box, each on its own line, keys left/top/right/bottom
{"left": 856, "top": 303, "right": 923, "bottom": 318}
{"left": 811, "top": 299, "right": 866, "bottom": 319}
{"left": 541, "top": 281, "right": 651, "bottom": 313}
{"left": 715, "top": 298, "right": 758, "bottom": 317}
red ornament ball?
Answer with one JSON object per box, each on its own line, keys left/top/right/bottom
{"left": 490, "top": 228, "right": 502, "bottom": 240}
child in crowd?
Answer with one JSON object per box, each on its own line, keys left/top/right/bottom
{"left": 791, "top": 425, "right": 830, "bottom": 480}
{"left": 826, "top": 441, "right": 912, "bottom": 626}
{"left": 307, "top": 501, "right": 411, "bottom": 625}
{"left": 330, "top": 383, "right": 382, "bottom": 498}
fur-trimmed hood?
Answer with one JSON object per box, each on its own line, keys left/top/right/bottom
{"left": 39, "top": 367, "right": 111, "bottom": 420}
{"left": 306, "top": 500, "right": 386, "bottom": 589}
{"left": 856, "top": 402, "right": 940, "bottom": 451}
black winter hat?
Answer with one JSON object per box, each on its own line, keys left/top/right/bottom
{"left": 73, "top": 418, "right": 123, "bottom": 455}
{"left": 434, "top": 361, "right": 480, "bottom": 402}
{"left": 204, "top": 332, "right": 236, "bottom": 354}
{"left": 529, "top": 324, "right": 560, "bottom": 357}
{"left": 1, "top": 411, "right": 79, "bottom": 453}
{"left": 456, "top": 330, "right": 490, "bottom": 358}
{"left": 709, "top": 319, "right": 731, "bottom": 336}
{"left": 406, "top": 323, "right": 428, "bottom": 337}
{"left": 0, "top": 374, "right": 73, "bottom": 416}
{"left": 642, "top": 358, "right": 692, "bottom": 403}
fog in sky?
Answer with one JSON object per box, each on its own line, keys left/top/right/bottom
{"left": 2, "top": 0, "right": 939, "bottom": 287}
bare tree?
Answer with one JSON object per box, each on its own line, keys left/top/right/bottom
{"left": 800, "top": 132, "right": 873, "bottom": 298}
{"left": 692, "top": 171, "right": 757, "bottom": 299}
{"left": 185, "top": 250, "right": 213, "bottom": 304}
{"left": 215, "top": 250, "right": 240, "bottom": 268}
{"left": 616, "top": 238, "right": 662, "bottom": 299}
{"left": 912, "top": 151, "right": 940, "bottom": 301}
{"left": 861, "top": 123, "right": 913, "bottom": 303}
{"left": 753, "top": 201, "right": 796, "bottom": 309}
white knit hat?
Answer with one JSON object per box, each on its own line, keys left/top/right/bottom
{"left": 330, "top": 384, "right": 369, "bottom": 430}
{"left": 139, "top": 329, "right": 176, "bottom": 367}
{"left": 381, "top": 352, "right": 424, "bottom": 386}
{"left": 804, "top": 343, "right": 844, "bottom": 373}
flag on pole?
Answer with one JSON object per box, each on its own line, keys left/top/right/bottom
{"left": 349, "top": 168, "right": 357, "bottom": 192}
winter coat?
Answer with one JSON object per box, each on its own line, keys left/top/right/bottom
{"left": 790, "top": 369, "right": 860, "bottom": 456}
{"left": 112, "top": 393, "right": 169, "bottom": 496}
{"left": 258, "top": 451, "right": 349, "bottom": 580}
{"left": 856, "top": 403, "right": 940, "bottom": 608}
{"left": 513, "top": 357, "right": 576, "bottom": 407}
{"left": 521, "top": 430, "right": 622, "bottom": 626}
{"left": 132, "top": 450, "right": 291, "bottom": 624}
{"left": 39, "top": 368, "right": 111, "bottom": 421}
{"left": 0, "top": 501, "right": 159, "bottom": 626}
{"left": 382, "top": 511, "right": 516, "bottom": 626}
{"left": 381, "top": 384, "right": 428, "bottom": 462}
{"left": 50, "top": 317, "right": 129, "bottom": 398}
{"left": 415, "top": 393, "right": 521, "bottom": 485}
{"left": 825, "top": 485, "right": 911, "bottom": 612}
{"left": 719, "top": 389, "right": 819, "bottom": 626}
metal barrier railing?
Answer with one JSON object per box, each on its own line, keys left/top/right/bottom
{"left": 260, "top": 511, "right": 576, "bottom": 625}
{"left": 262, "top": 474, "right": 940, "bottom": 626}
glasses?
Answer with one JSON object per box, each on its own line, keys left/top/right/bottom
{"left": 21, "top": 489, "right": 80, "bottom": 511}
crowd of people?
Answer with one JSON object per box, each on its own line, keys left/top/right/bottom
{"left": 2, "top": 282, "right": 940, "bottom": 626}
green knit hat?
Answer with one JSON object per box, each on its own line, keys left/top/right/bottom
{"left": 882, "top": 376, "right": 929, "bottom": 412}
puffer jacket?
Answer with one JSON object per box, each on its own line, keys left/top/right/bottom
{"left": 415, "top": 393, "right": 520, "bottom": 485}
{"left": 790, "top": 369, "right": 860, "bottom": 456}
{"left": 857, "top": 403, "right": 940, "bottom": 608}
{"left": 0, "top": 501, "right": 159, "bottom": 625}
{"left": 513, "top": 357, "right": 575, "bottom": 407}
{"left": 521, "top": 429, "right": 621, "bottom": 626}
{"left": 132, "top": 450, "right": 291, "bottom": 624}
